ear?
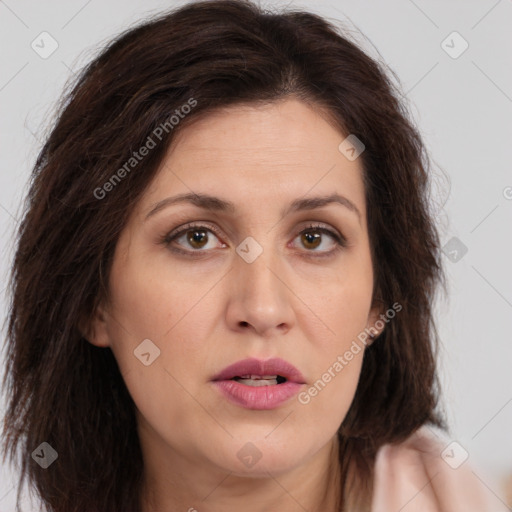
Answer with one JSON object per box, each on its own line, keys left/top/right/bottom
{"left": 79, "top": 301, "right": 111, "bottom": 348}
{"left": 365, "top": 299, "right": 386, "bottom": 345}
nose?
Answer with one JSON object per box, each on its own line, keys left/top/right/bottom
{"left": 225, "top": 246, "right": 295, "bottom": 338}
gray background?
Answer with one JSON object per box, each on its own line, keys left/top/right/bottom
{"left": 1, "top": 0, "right": 511, "bottom": 510}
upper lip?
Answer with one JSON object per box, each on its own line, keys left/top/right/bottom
{"left": 212, "top": 357, "right": 306, "bottom": 384}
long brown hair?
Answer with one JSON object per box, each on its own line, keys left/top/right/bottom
{"left": 1, "top": 1, "right": 446, "bottom": 510}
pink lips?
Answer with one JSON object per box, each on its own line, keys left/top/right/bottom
{"left": 211, "top": 357, "right": 306, "bottom": 410}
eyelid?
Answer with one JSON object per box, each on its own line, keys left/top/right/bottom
{"left": 297, "top": 222, "right": 346, "bottom": 245}
{"left": 163, "top": 221, "right": 224, "bottom": 243}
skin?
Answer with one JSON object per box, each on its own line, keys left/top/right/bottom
{"left": 87, "top": 98, "right": 384, "bottom": 512}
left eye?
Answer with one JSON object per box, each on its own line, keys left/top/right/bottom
{"left": 292, "top": 226, "right": 341, "bottom": 252}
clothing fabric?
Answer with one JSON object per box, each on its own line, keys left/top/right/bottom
{"left": 371, "top": 427, "right": 509, "bottom": 512}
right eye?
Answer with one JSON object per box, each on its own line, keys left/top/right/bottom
{"left": 161, "top": 223, "right": 227, "bottom": 255}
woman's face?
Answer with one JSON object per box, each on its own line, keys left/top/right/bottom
{"left": 89, "top": 98, "right": 383, "bottom": 478}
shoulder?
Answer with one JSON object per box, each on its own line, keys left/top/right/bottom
{"left": 370, "top": 426, "right": 508, "bottom": 512}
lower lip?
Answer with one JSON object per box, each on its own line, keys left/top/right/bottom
{"left": 212, "top": 380, "right": 303, "bottom": 410}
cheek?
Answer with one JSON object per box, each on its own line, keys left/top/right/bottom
{"left": 105, "top": 255, "right": 221, "bottom": 423}
{"left": 297, "top": 337, "right": 365, "bottom": 435}
{"left": 316, "top": 286, "right": 370, "bottom": 334}
{"left": 106, "top": 249, "right": 217, "bottom": 352}
{"left": 293, "top": 253, "right": 373, "bottom": 419}
{"left": 298, "top": 255, "right": 374, "bottom": 350}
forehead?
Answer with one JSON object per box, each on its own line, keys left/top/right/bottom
{"left": 140, "top": 99, "right": 367, "bottom": 219}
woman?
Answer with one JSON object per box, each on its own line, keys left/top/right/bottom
{"left": 1, "top": 1, "right": 505, "bottom": 511}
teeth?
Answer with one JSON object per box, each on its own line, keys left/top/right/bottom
{"left": 235, "top": 377, "right": 278, "bottom": 386}
{"left": 231, "top": 374, "right": 288, "bottom": 386}
{"left": 238, "top": 374, "right": 278, "bottom": 380}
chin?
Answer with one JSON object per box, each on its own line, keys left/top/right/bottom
{"left": 210, "top": 436, "right": 318, "bottom": 477}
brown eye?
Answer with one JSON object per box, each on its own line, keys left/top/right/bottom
{"left": 293, "top": 225, "right": 343, "bottom": 254}
{"left": 301, "top": 231, "right": 322, "bottom": 249}
{"left": 186, "top": 229, "right": 209, "bottom": 249}
{"left": 163, "top": 223, "right": 225, "bottom": 253}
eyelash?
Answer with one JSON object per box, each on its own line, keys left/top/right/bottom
{"left": 160, "top": 222, "right": 347, "bottom": 259}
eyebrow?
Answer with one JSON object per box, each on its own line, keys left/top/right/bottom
{"left": 145, "top": 192, "right": 361, "bottom": 221}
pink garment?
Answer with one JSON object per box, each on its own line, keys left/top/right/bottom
{"left": 371, "top": 427, "right": 509, "bottom": 512}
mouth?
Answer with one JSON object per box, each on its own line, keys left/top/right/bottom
{"left": 211, "top": 357, "right": 306, "bottom": 385}
{"left": 211, "top": 357, "right": 305, "bottom": 410}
